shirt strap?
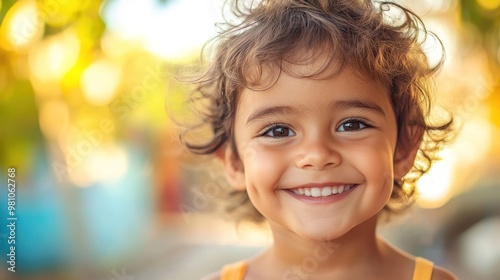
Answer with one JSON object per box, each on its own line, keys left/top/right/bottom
{"left": 220, "top": 261, "right": 247, "bottom": 280}
{"left": 412, "top": 257, "right": 434, "bottom": 280}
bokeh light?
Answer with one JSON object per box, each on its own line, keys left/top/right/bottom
{"left": 29, "top": 29, "right": 80, "bottom": 83}
{"left": 102, "top": 0, "right": 220, "bottom": 60}
{"left": 86, "top": 145, "right": 129, "bottom": 184}
{"left": 81, "top": 58, "right": 122, "bottom": 106}
{"left": 66, "top": 144, "right": 129, "bottom": 187}
{"left": 476, "top": 0, "right": 500, "bottom": 10}
{"left": 38, "top": 99, "right": 70, "bottom": 140}
{"left": 0, "top": 0, "right": 44, "bottom": 51}
{"left": 417, "top": 149, "right": 454, "bottom": 208}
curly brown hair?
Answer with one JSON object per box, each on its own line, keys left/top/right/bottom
{"left": 179, "top": 0, "right": 453, "bottom": 223}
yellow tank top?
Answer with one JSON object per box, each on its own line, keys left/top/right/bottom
{"left": 220, "top": 261, "right": 247, "bottom": 280}
{"left": 220, "top": 257, "right": 434, "bottom": 280}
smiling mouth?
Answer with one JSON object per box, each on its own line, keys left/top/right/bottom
{"left": 290, "top": 185, "right": 356, "bottom": 197}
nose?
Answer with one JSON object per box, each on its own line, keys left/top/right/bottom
{"left": 295, "top": 135, "right": 342, "bottom": 170}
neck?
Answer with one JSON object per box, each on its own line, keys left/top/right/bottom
{"left": 265, "top": 215, "right": 384, "bottom": 277}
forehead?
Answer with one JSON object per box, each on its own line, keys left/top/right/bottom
{"left": 236, "top": 64, "right": 395, "bottom": 124}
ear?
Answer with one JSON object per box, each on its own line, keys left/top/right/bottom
{"left": 215, "top": 144, "right": 246, "bottom": 191}
{"left": 393, "top": 125, "right": 424, "bottom": 179}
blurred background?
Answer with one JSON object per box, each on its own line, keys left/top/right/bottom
{"left": 0, "top": 0, "right": 499, "bottom": 279}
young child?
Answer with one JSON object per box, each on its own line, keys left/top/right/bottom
{"left": 180, "top": 0, "right": 456, "bottom": 279}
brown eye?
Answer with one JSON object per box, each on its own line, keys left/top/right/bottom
{"left": 263, "top": 125, "right": 295, "bottom": 137}
{"left": 338, "top": 120, "right": 368, "bottom": 132}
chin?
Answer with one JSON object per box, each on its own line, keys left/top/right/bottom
{"left": 294, "top": 225, "right": 352, "bottom": 242}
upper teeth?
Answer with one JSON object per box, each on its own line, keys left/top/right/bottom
{"left": 292, "top": 185, "right": 354, "bottom": 197}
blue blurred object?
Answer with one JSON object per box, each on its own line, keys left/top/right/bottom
{"left": 0, "top": 146, "right": 73, "bottom": 272}
{"left": 0, "top": 143, "right": 154, "bottom": 275}
{"left": 76, "top": 144, "right": 154, "bottom": 264}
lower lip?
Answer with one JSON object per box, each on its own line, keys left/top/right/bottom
{"left": 285, "top": 185, "right": 358, "bottom": 204}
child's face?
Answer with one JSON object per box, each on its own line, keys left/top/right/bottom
{"left": 228, "top": 64, "right": 401, "bottom": 241}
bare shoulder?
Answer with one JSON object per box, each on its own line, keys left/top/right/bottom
{"left": 432, "top": 265, "right": 458, "bottom": 280}
{"left": 200, "top": 271, "right": 221, "bottom": 280}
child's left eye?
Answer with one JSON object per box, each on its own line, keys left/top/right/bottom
{"left": 337, "top": 120, "right": 370, "bottom": 132}
{"left": 262, "top": 125, "right": 296, "bottom": 137}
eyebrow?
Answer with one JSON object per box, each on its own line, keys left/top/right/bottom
{"left": 332, "top": 99, "right": 386, "bottom": 116}
{"left": 245, "top": 99, "right": 386, "bottom": 125}
{"left": 246, "top": 106, "right": 297, "bottom": 126}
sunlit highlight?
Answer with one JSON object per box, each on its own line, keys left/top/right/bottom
{"left": 29, "top": 30, "right": 80, "bottom": 83}
{"left": 455, "top": 114, "right": 492, "bottom": 164}
{"left": 143, "top": 0, "right": 216, "bottom": 60}
{"left": 423, "top": 0, "right": 455, "bottom": 13}
{"left": 81, "top": 59, "right": 122, "bottom": 106}
{"left": 0, "top": 0, "right": 44, "bottom": 51}
{"left": 100, "top": 31, "right": 138, "bottom": 59}
{"left": 67, "top": 145, "right": 129, "bottom": 187}
{"left": 421, "top": 20, "right": 452, "bottom": 69}
{"left": 102, "top": 0, "right": 219, "bottom": 60}
{"left": 416, "top": 150, "right": 454, "bottom": 208}
{"left": 87, "top": 145, "right": 129, "bottom": 184}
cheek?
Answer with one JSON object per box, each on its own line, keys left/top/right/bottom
{"left": 240, "top": 144, "right": 287, "bottom": 189}
{"left": 350, "top": 138, "right": 395, "bottom": 186}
